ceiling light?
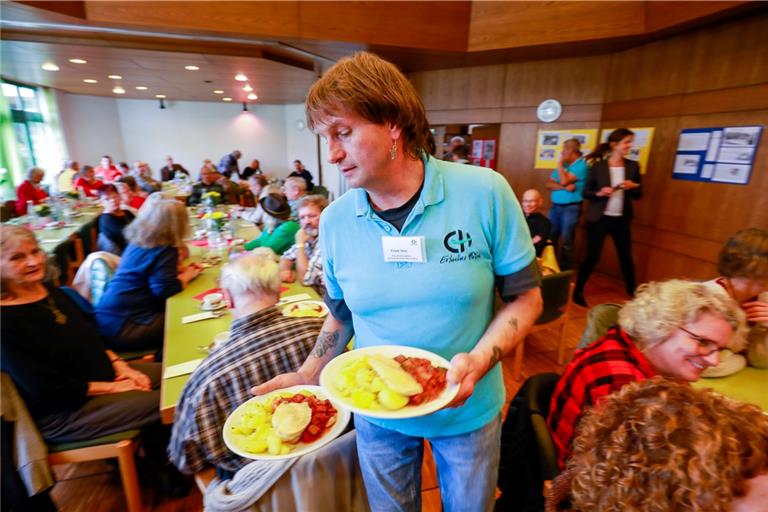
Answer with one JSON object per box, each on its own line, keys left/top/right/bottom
{"left": 222, "top": 97, "right": 232, "bottom": 102}
{"left": 243, "top": 84, "right": 253, "bottom": 92}
{"left": 108, "top": 75, "right": 122, "bottom": 80}
{"left": 155, "top": 94, "right": 166, "bottom": 99}
{"left": 185, "top": 65, "right": 200, "bottom": 71}
{"left": 83, "top": 79, "right": 98, "bottom": 84}
{"left": 112, "top": 86, "right": 126, "bottom": 94}
{"left": 69, "top": 58, "right": 87, "bottom": 64}
{"left": 213, "top": 90, "right": 224, "bottom": 94}
{"left": 247, "top": 93, "right": 258, "bottom": 100}
{"left": 41, "top": 63, "right": 59, "bottom": 71}
{"left": 135, "top": 86, "right": 148, "bottom": 90}
{"left": 234, "top": 73, "right": 248, "bottom": 82}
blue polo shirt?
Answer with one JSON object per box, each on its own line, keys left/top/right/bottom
{"left": 320, "top": 155, "right": 536, "bottom": 438}
{"left": 550, "top": 157, "right": 588, "bottom": 204}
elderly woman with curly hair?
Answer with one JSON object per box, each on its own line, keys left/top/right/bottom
{"left": 95, "top": 198, "right": 201, "bottom": 351}
{"left": 547, "top": 279, "right": 746, "bottom": 469}
{"left": 545, "top": 378, "right": 768, "bottom": 512}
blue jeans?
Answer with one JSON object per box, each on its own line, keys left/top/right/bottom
{"left": 548, "top": 202, "right": 582, "bottom": 270}
{"left": 354, "top": 414, "right": 502, "bottom": 512}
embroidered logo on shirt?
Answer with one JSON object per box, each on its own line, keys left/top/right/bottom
{"left": 443, "top": 230, "right": 473, "bottom": 253}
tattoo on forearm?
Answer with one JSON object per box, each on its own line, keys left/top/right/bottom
{"left": 489, "top": 346, "right": 503, "bottom": 368}
{"left": 508, "top": 317, "right": 519, "bottom": 333}
{"left": 312, "top": 330, "right": 340, "bottom": 358}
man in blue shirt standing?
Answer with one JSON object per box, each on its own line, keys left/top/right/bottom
{"left": 545, "top": 139, "right": 588, "bottom": 270}
{"left": 253, "top": 52, "right": 542, "bottom": 512}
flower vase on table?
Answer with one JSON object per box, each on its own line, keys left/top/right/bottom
{"left": 201, "top": 191, "right": 222, "bottom": 209}
{"left": 31, "top": 204, "right": 51, "bottom": 229}
{"left": 203, "top": 210, "right": 227, "bottom": 253}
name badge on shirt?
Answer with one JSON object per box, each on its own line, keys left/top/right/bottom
{"left": 381, "top": 236, "right": 427, "bottom": 263}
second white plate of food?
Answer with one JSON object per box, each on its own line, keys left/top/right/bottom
{"left": 281, "top": 300, "right": 328, "bottom": 318}
{"left": 223, "top": 385, "right": 350, "bottom": 461}
{"left": 319, "top": 345, "right": 459, "bottom": 419}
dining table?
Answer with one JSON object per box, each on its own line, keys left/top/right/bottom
{"left": 695, "top": 366, "right": 768, "bottom": 412}
{"left": 160, "top": 212, "right": 321, "bottom": 423}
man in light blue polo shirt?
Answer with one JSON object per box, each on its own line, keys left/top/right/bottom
{"left": 252, "top": 52, "right": 542, "bottom": 512}
{"left": 545, "top": 138, "right": 588, "bottom": 270}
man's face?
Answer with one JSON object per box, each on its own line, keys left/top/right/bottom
{"left": 284, "top": 183, "right": 303, "bottom": 201}
{"left": 138, "top": 164, "right": 150, "bottom": 176}
{"left": 315, "top": 110, "right": 398, "bottom": 191}
{"left": 166, "top": 157, "right": 174, "bottom": 166}
{"left": 521, "top": 191, "right": 541, "bottom": 216}
{"left": 251, "top": 160, "right": 260, "bottom": 169}
{"left": 100, "top": 190, "right": 122, "bottom": 213}
{"left": 201, "top": 169, "right": 217, "bottom": 185}
{"left": 72, "top": 162, "right": 80, "bottom": 172}
{"left": 298, "top": 204, "right": 322, "bottom": 238}
{"left": 644, "top": 313, "right": 732, "bottom": 382}
{"left": 31, "top": 172, "right": 44, "bottom": 185}
{"left": 561, "top": 144, "right": 578, "bottom": 163}
{"left": 101, "top": 157, "right": 111, "bottom": 168}
{"left": 294, "top": 161, "right": 302, "bottom": 172}
{"left": 233, "top": 151, "right": 242, "bottom": 160}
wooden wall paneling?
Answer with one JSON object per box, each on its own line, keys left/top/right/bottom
{"left": 497, "top": 122, "right": 539, "bottom": 194}
{"left": 409, "top": 65, "right": 506, "bottom": 111}
{"left": 84, "top": 1, "right": 301, "bottom": 39}
{"left": 426, "top": 109, "right": 503, "bottom": 126}
{"left": 502, "top": 55, "right": 610, "bottom": 107}
{"left": 604, "top": 32, "right": 692, "bottom": 102}
{"left": 644, "top": 1, "right": 751, "bottom": 33}
{"left": 468, "top": 1, "right": 644, "bottom": 52}
{"left": 680, "top": 84, "right": 768, "bottom": 116}
{"left": 682, "top": 11, "right": 768, "bottom": 93}
{"left": 297, "top": 2, "right": 470, "bottom": 51}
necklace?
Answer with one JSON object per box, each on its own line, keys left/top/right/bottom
{"left": 43, "top": 295, "right": 68, "bottom": 325}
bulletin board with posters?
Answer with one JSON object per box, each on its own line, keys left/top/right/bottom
{"left": 471, "top": 139, "right": 497, "bottom": 169}
{"left": 599, "top": 127, "right": 655, "bottom": 174}
{"left": 535, "top": 129, "right": 598, "bottom": 169}
{"left": 671, "top": 126, "right": 763, "bottom": 185}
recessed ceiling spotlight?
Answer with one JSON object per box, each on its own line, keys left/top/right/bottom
{"left": 222, "top": 97, "right": 232, "bottom": 102}
{"left": 234, "top": 73, "right": 248, "bottom": 82}
{"left": 243, "top": 84, "right": 253, "bottom": 92}
{"left": 213, "top": 90, "right": 224, "bottom": 94}
{"left": 112, "top": 86, "right": 126, "bottom": 94}
{"left": 41, "top": 63, "right": 59, "bottom": 71}
{"left": 155, "top": 94, "right": 166, "bottom": 99}
{"left": 83, "top": 79, "right": 98, "bottom": 84}
{"left": 108, "top": 75, "right": 123, "bottom": 80}
{"left": 135, "top": 86, "right": 148, "bottom": 91}
{"left": 185, "top": 65, "right": 200, "bottom": 71}
{"left": 247, "top": 93, "right": 258, "bottom": 100}
{"left": 69, "top": 58, "right": 87, "bottom": 64}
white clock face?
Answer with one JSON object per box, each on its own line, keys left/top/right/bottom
{"left": 537, "top": 99, "right": 562, "bottom": 123}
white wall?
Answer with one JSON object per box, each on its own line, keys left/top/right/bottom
{"left": 56, "top": 90, "right": 127, "bottom": 166}
{"left": 56, "top": 93, "right": 319, "bottom": 182}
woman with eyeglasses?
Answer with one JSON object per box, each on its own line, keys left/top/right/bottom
{"left": 547, "top": 279, "right": 746, "bottom": 469}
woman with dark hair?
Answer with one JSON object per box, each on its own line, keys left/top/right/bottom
{"left": 573, "top": 128, "right": 642, "bottom": 307}
{"left": 73, "top": 165, "right": 104, "bottom": 198}
{"left": 97, "top": 184, "right": 135, "bottom": 255}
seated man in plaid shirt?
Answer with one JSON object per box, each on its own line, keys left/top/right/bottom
{"left": 279, "top": 195, "right": 328, "bottom": 296}
{"left": 168, "top": 253, "right": 324, "bottom": 477}
{"left": 547, "top": 279, "right": 745, "bottom": 469}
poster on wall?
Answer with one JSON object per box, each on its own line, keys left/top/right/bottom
{"left": 672, "top": 125, "right": 763, "bottom": 185}
{"left": 471, "top": 139, "right": 497, "bottom": 169}
{"left": 534, "top": 129, "right": 598, "bottom": 169}
{"left": 599, "top": 127, "right": 655, "bottom": 174}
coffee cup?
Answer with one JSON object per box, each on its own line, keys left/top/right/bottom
{"left": 203, "top": 293, "right": 223, "bottom": 308}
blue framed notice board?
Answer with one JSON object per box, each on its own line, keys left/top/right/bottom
{"left": 672, "top": 125, "right": 763, "bottom": 185}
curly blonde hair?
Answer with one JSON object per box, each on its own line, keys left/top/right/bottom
{"left": 619, "top": 279, "right": 747, "bottom": 351}
{"left": 569, "top": 377, "right": 768, "bottom": 512}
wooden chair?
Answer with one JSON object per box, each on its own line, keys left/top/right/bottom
{"left": 66, "top": 235, "right": 86, "bottom": 285}
{"left": 47, "top": 431, "right": 143, "bottom": 512}
{"left": 513, "top": 270, "right": 574, "bottom": 381}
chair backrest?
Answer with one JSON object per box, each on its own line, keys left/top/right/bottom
{"left": 525, "top": 372, "right": 561, "bottom": 482}
{"left": 536, "top": 270, "right": 574, "bottom": 325}
{"left": 97, "top": 231, "right": 123, "bottom": 256}
{"left": 1, "top": 200, "right": 17, "bottom": 222}
{"left": 90, "top": 256, "right": 115, "bottom": 306}
{"left": 576, "top": 303, "right": 622, "bottom": 350}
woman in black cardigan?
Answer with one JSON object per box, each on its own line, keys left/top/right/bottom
{"left": 573, "top": 128, "right": 642, "bottom": 307}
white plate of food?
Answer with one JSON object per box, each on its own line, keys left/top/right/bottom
{"left": 281, "top": 300, "right": 328, "bottom": 318}
{"left": 223, "top": 385, "right": 350, "bottom": 461}
{"left": 319, "top": 345, "right": 459, "bottom": 419}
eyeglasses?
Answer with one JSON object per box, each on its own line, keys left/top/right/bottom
{"left": 678, "top": 327, "right": 720, "bottom": 356}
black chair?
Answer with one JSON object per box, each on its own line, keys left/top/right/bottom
{"left": 496, "top": 372, "right": 560, "bottom": 512}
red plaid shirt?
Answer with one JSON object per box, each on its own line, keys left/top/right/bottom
{"left": 547, "top": 327, "right": 656, "bottom": 468}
